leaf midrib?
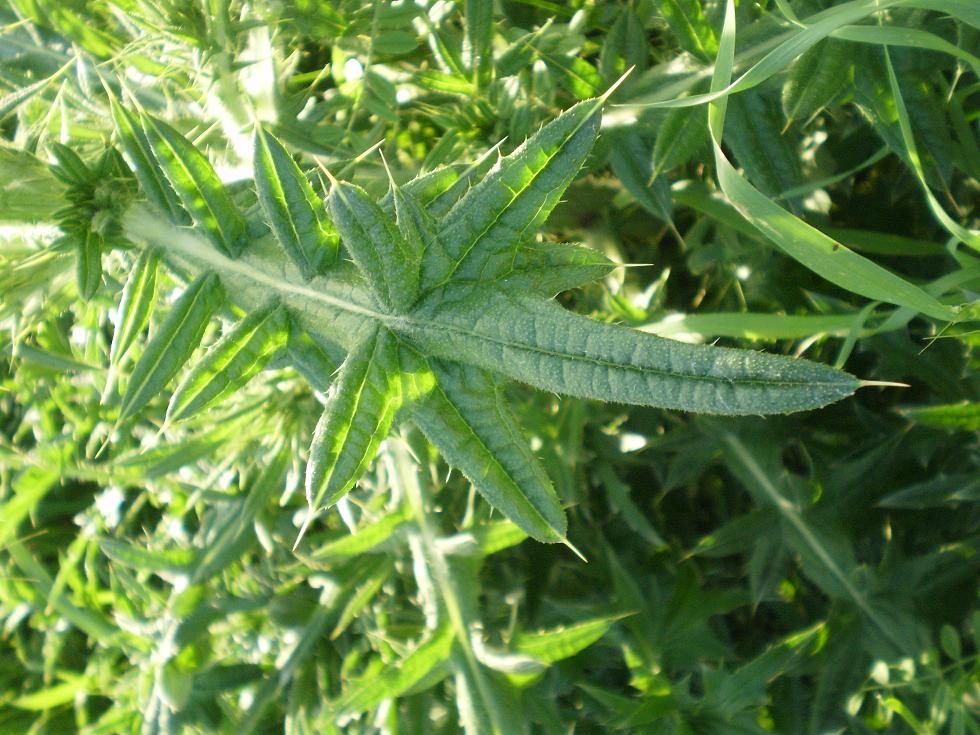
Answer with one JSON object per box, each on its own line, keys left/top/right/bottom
{"left": 124, "top": 206, "right": 850, "bottom": 395}
{"left": 395, "top": 317, "right": 848, "bottom": 391}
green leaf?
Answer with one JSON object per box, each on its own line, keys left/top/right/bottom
{"left": 305, "top": 326, "right": 402, "bottom": 511}
{"left": 609, "top": 132, "right": 673, "bottom": 222}
{"left": 118, "top": 272, "right": 223, "bottom": 423}
{"left": 513, "top": 616, "right": 620, "bottom": 664}
{"left": 898, "top": 401, "right": 980, "bottom": 431}
{"left": 724, "top": 89, "right": 803, "bottom": 205}
{"left": 311, "top": 506, "right": 412, "bottom": 561}
{"left": 400, "top": 284, "right": 860, "bottom": 415}
{"left": 327, "top": 179, "right": 421, "bottom": 312}
{"left": 463, "top": 0, "right": 493, "bottom": 83}
{"left": 142, "top": 114, "right": 248, "bottom": 257}
{"left": 109, "top": 97, "right": 188, "bottom": 224}
{"left": 167, "top": 302, "right": 288, "bottom": 422}
{"left": 782, "top": 39, "right": 852, "bottom": 125}
{"left": 336, "top": 624, "right": 454, "bottom": 716}
{"left": 651, "top": 104, "right": 710, "bottom": 177}
{"left": 74, "top": 231, "right": 102, "bottom": 300}
{"left": 407, "top": 356, "right": 567, "bottom": 543}
{"left": 427, "top": 97, "right": 604, "bottom": 286}
{"left": 253, "top": 125, "right": 338, "bottom": 280}
{"left": 107, "top": 248, "right": 159, "bottom": 369}
{"left": 190, "top": 444, "right": 289, "bottom": 584}
{"left": 704, "top": 2, "right": 957, "bottom": 321}
{"left": 659, "top": 0, "right": 718, "bottom": 59}
{"left": 504, "top": 242, "right": 615, "bottom": 296}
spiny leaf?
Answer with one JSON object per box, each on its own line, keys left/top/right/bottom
{"left": 118, "top": 272, "right": 223, "bottom": 423}
{"left": 109, "top": 96, "right": 188, "bottom": 224}
{"left": 107, "top": 248, "right": 159, "bottom": 369}
{"left": 305, "top": 326, "right": 402, "bottom": 511}
{"left": 400, "top": 284, "right": 860, "bottom": 415}
{"left": 253, "top": 125, "right": 338, "bottom": 280}
{"left": 406, "top": 354, "right": 567, "bottom": 543}
{"left": 142, "top": 114, "right": 247, "bottom": 257}
{"left": 503, "top": 242, "right": 615, "bottom": 296}
{"left": 428, "top": 97, "right": 604, "bottom": 286}
{"left": 285, "top": 328, "right": 338, "bottom": 393}
{"left": 327, "top": 179, "right": 421, "bottom": 312}
{"left": 74, "top": 231, "right": 102, "bottom": 300}
{"left": 166, "top": 302, "right": 288, "bottom": 423}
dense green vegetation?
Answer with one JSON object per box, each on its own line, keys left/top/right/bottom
{"left": 1, "top": 0, "right": 978, "bottom": 732}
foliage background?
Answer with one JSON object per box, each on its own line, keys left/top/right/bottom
{"left": 1, "top": 0, "right": 978, "bottom": 733}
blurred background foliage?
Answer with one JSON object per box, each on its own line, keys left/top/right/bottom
{"left": 0, "top": 0, "right": 978, "bottom": 733}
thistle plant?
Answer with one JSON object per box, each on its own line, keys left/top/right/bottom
{"left": 2, "top": 0, "right": 977, "bottom": 733}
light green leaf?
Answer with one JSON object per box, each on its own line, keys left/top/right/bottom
{"left": 74, "top": 230, "right": 102, "bottom": 300}
{"left": 305, "top": 326, "right": 402, "bottom": 510}
{"left": 253, "top": 125, "right": 338, "bottom": 280}
{"left": 400, "top": 284, "right": 860, "bottom": 415}
{"left": 428, "top": 97, "right": 604, "bottom": 286}
{"left": 109, "top": 97, "right": 188, "bottom": 224}
{"left": 513, "top": 616, "right": 620, "bottom": 664}
{"left": 336, "top": 624, "right": 454, "bottom": 716}
{"left": 167, "top": 302, "right": 288, "bottom": 422}
{"left": 142, "top": 114, "right": 247, "bottom": 257}
{"left": 311, "top": 506, "right": 412, "bottom": 561}
{"left": 118, "top": 272, "right": 223, "bottom": 423}
{"left": 327, "top": 180, "right": 421, "bottom": 312}
{"left": 898, "top": 401, "right": 980, "bottom": 431}
{"left": 108, "top": 248, "right": 159, "bottom": 369}
{"left": 406, "top": 355, "right": 567, "bottom": 543}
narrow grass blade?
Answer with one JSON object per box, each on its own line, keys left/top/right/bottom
{"left": 167, "top": 302, "right": 288, "bottom": 423}
{"left": 254, "top": 125, "right": 338, "bottom": 280}
{"left": 881, "top": 48, "right": 980, "bottom": 252}
{"left": 117, "top": 272, "right": 223, "bottom": 423}
{"left": 704, "top": 1, "right": 956, "bottom": 321}
{"left": 305, "top": 327, "right": 402, "bottom": 511}
{"left": 142, "top": 114, "right": 248, "bottom": 257}
{"left": 403, "top": 285, "right": 860, "bottom": 415}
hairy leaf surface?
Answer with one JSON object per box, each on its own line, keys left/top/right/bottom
{"left": 254, "top": 126, "right": 338, "bottom": 280}
{"left": 118, "top": 272, "right": 223, "bottom": 423}
{"left": 328, "top": 180, "right": 421, "bottom": 312}
{"left": 407, "top": 356, "right": 567, "bottom": 543}
{"left": 399, "top": 285, "right": 859, "bottom": 415}
{"left": 167, "top": 302, "right": 288, "bottom": 423}
{"left": 306, "top": 326, "right": 402, "bottom": 510}
{"left": 427, "top": 98, "right": 603, "bottom": 286}
{"left": 142, "top": 115, "right": 247, "bottom": 257}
